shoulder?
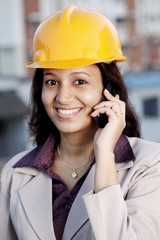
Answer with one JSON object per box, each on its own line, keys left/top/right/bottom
{"left": 0, "top": 149, "right": 32, "bottom": 183}
{"left": 127, "top": 137, "right": 160, "bottom": 166}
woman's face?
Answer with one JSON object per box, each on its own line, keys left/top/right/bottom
{"left": 42, "top": 64, "right": 103, "bottom": 134}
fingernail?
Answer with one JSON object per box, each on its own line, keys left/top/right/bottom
{"left": 104, "top": 89, "right": 109, "bottom": 93}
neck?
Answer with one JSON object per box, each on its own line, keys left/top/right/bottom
{"left": 59, "top": 125, "right": 97, "bottom": 163}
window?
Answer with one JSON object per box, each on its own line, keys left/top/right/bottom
{"left": 143, "top": 97, "right": 159, "bottom": 117}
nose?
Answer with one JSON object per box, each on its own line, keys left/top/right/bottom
{"left": 56, "top": 84, "right": 74, "bottom": 104}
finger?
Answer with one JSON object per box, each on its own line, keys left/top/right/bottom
{"left": 94, "top": 101, "right": 115, "bottom": 109}
{"left": 91, "top": 106, "right": 118, "bottom": 118}
{"left": 111, "top": 101, "right": 125, "bottom": 118}
{"left": 91, "top": 104, "right": 124, "bottom": 118}
{"left": 119, "top": 109, "right": 125, "bottom": 117}
{"left": 104, "top": 107, "right": 126, "bottom": 128}
{"left": 91, "top": 107, "right": 110, "bottom": 117}
{"left": 94, "top": 100, "right": 125, "bottom": 114}
{"left": 92, "top": 95, "right": 126, "bottom": 119}
{"left": 103, "top": 89, "right": 122, "bottom": 103}
{"left": 105, "top": 106, "right": 119, "bottom": 121}
{"left": 103, "top": 89, "right": 116, "bottom": 101}
{"left": 94, "top": 97, "right": 124, "bottom": 109}
{"left": 115, "top": 94, "right": 120, "bottom": 100}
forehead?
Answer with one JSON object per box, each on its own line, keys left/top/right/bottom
{"left": 43, "top": 64, "right": 102, "bottom": 78}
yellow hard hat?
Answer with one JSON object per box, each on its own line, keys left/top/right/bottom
{"left": 26, "top": 5, "right": 126, "bottom": 69}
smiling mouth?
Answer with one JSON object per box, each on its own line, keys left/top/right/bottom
{"left": 57, "top": 108, "right": 81, "bottom": 115}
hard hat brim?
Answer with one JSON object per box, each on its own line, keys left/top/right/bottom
{"left": 26, "top": 56, "right": 127, "bottom": 69}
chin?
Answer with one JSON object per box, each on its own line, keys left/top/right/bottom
{"left": 55, "top": 119, "right": 95, "bottom": 134}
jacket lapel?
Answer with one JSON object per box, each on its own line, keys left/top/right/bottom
{"left": 12, "top": 133, "right": 135, "bottom": 240}
{"left": 62, "top": 164, "right": 95, "bottom": 240}
{"left": 62, "top": 159, "right": 134, "bottom": 240}
{"left": 16, "top": 169, "right": 55, "bottom": 240}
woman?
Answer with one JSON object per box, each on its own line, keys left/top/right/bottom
{"left": 1, "top": 5, "right": 160, "bottom": 240}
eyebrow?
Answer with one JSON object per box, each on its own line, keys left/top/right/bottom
{"left": 43, "top": 72, "right": 57, "bottom": 77}
{"left": 43, "top": 71, "right": 91, "bottom": 77}
{"left": 70, "top": 71, "right": 91, "bottom": 77}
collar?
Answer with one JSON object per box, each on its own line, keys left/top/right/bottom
{"left": 13, "top": 134, "right": 135, "bottom": 169}
{"left": 114, "top": 134, "right": 135, "bottom": 163}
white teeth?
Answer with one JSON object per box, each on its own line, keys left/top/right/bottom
{"left": 58, "top": 108, "right": 80, "bottom": 115}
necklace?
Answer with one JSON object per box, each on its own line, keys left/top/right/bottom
{"left": 57, "top": 146, "right": 94, "bottom": 179}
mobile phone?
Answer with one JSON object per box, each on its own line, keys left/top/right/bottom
{"left": 94, "top": 81, "right": 119, "bottom": 128}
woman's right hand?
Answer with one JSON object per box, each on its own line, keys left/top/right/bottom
{"left": 91, "top": 89, "right": 126, "bottom": 155}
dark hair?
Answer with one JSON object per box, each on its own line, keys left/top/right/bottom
{"left": 28, "top": 68, "right": 60, "bottom": 146}
{"left": 29, "top": 62, "right": 140, "bottom": 146}
{"left": 96, "top": 62, "right": 140, "bottom": 138}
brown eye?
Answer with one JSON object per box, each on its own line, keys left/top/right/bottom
{"left": 45, "top": 80, "right": 58, "bottom": 85}
{"left": 75, "top": 79, "right": 87, "bottom": 85}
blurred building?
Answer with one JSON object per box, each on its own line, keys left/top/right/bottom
{"left": 125, "top": 72, "right": 160, "bottom": 141}
{"left": 0, "top": 0, "right": 160, "bottom": 165}
{"left": 38, "top": 0, "right": 160, "bottom": 73}
{"left": 126, "top": 0, "right": 160, "bottom": 72}
{"left": 0, "top": 0, "right": 33, "bottom": 163}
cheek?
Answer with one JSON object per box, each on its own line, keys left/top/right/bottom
{"left": 41, "top": 90, "right": 47, "bottom": 106}
{"left": 80, "top": 90, "right": 102, "bottom": 107}
{"left": 41, "top": 88, "right": 53, "bottom": 107}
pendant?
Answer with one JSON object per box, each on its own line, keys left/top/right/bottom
{"left": 72, "top": 168, "right": 78, "bottom": 179}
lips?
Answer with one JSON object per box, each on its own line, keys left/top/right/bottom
{"left": 56, "top": 108, "right": 81, "bottom": 119}
{"left": 57, "top": 108, "right": 80, "bottom": 115}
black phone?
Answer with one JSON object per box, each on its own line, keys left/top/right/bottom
{"left": 94, "top": 81, "right": 119, "bottom": 128}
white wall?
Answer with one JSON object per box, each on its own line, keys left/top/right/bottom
{"left": 0, "top": 0, "right": 26, "bottom": 77}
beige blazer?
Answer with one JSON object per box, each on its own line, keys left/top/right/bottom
{"left": 1, "top": 137, "right": 160, "bottom": 240}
